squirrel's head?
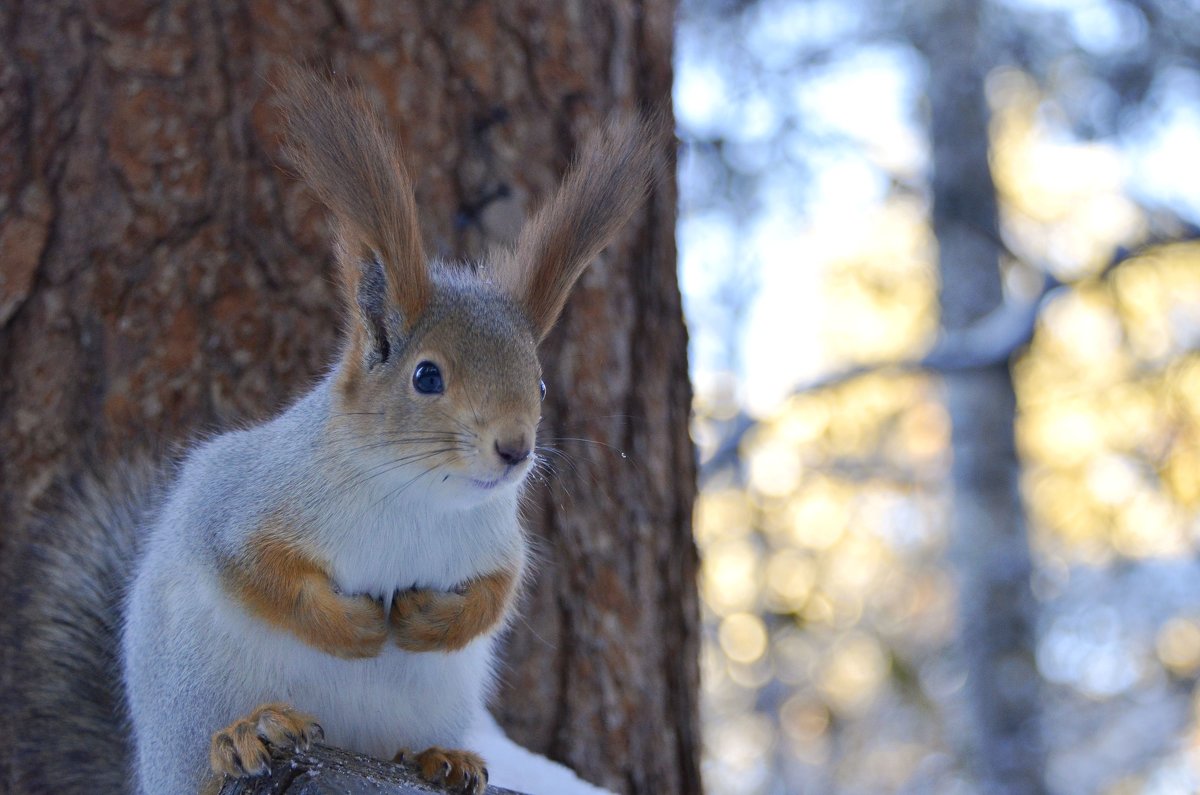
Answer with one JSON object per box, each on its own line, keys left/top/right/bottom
{"left": 283, "top": 73, "right": 658, "bottom": 508}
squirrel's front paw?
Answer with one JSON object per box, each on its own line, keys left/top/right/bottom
{"left": 395, "top": 747, "right": 488, "bottom": 795}
{"left": 389, "top": 588, "right": 467, "bottom": 652}
{"left": 209, "top": 702, "right": 323, "bottom": 778}
{"left": 390, "top": 569, "right": 514, "bottom": 653}
{"left": 308, "top": 592, "right": 389, "bottom": 659}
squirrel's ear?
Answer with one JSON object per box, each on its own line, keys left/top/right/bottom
{"left": 493, "top": 114, "right": 663, "bottom": 342}
{"left": 281, "top": 69, "right": 430, "bottom": 340}
{"left": 342, "top": 249, "right": 393, "bottom": 368}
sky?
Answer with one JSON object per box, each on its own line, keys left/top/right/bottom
{"left": 674, "top": 0, "right": 1200, "bottom": 417}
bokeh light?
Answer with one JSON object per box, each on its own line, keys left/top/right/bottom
{"left": 679, "top": 1, "right": 1200, "bottom": 792}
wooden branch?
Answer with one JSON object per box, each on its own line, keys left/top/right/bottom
{"left": 218, "top": 744, "right": 525, "bottom": 795}
{"left": 698, "top": 226, "right": 1200, "bottom": 485}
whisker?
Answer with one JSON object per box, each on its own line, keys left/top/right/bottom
{"left": 462, "top": 383, "right": 482, "bottom": 427}
{"left": 316, "top": 438, "right": 467, "bottom": 467}
{"left": 535, "top": 446, "right": 586, "bottom": 480}
{"left": 537, "top": 449, "right": 583, "bottom": 480}
{"left": 368, "top": 455, "right": 462, "bottom": 512}
{"left": 321, "top": 427, "right": 472, "bottom": 443}
{"left": 546, "top": 436, "right": 629, "bottom": 458}
{"left": 530, "top": 457, "right": 577, "bottom": 503}
{"left": 335, "top": 448, "right": 463, "bottom": 493}
{"left": 552, "top": 412, "right": 641, "bottom": 427}
{"left": 432, "top": 406, "right": 479, "bottom": 439}
{"left": 336, "top": 436, "right": 472, "bottom": 456}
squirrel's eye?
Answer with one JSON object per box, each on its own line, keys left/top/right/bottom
{"left": 539, "top": 379, "right": 547, "bottom": 401}
{"left": 413, "top": 361, "right": 444, "bottom": 395}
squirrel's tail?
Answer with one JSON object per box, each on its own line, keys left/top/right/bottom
{"left": 4, "top": 461, "right": 163, "bottom": 794}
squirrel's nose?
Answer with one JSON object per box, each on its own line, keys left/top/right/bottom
{"left": 494, "top": 437, "right": 531, "bottom": 466}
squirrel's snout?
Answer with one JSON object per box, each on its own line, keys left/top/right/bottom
{"left": 494, "top": 436, "right": 532, "bottom": 466}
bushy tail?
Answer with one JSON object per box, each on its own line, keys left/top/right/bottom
{"left": 5, "top": 462, "right": 163, "bottom": 794}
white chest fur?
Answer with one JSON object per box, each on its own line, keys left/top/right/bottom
{"left": 315, "top": 472, "right": 527, "bottom": 598}
{"left": 205, "top": 573, "right": 496, "bottom": 758}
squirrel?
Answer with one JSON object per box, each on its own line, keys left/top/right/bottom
{"left": 5, "top": 71, "right": 658, "bottom": 795}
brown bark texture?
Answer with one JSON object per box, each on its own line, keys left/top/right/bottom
{"left": 0, "top": 2, "right": 699, "bottom": 794}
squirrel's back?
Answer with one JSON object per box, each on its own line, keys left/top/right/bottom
{"left": 5, "top": 462, "right": 164, "bottom": 794}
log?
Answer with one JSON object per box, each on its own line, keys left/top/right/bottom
{"left": 218, "top": 744, "right": 524, "bottom": 795}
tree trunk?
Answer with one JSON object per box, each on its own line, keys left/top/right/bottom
{"left": 0, "top": 2, "right": 699, "bottom": 794}
{"left": 917, "top": 1, "right": 1047, "bottom": 793}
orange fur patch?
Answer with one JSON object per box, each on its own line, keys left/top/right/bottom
{"left": 282, "top": 70, "right": 429, "bottom": 326}
{"left": 222, "top": 526, "right": 387, "bottom": 659}
{"left": 390, "top": 568, "right": 517, "bottom": 652}
{"left": 494, "top": 114, "right": 661, "bottom": 340}
{"left": 209, "top": 702, "right": 322, "bottom": 779}
{"left": 395, "top": 746, "right": 488, "bottom": 794}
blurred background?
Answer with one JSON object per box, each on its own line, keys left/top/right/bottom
{"left": 674, "top": 0, "right": 1200, "bottom": 793}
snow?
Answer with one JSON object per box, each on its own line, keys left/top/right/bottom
{"left": 466, "top": 713, "right": 615, "bottom": 795}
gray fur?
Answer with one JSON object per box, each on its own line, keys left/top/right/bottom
{"left": 7, "top": 462, "right": 164, "bottom": 794}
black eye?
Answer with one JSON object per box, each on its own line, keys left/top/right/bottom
{"left": 539, "top": 379, "right": 546, "bottom": 401}
{"left": 413, "top": 361, "right": 444, "bottom": 395}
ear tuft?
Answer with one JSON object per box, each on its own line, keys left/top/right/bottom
{"left": 356, "top": 256, "right": 391, "bottom": 368}
{"left": 278, "top": 67, "right": 430, "bottom": 331}
{"left": 494, "top": 113, "right": 667, "bottom": 341}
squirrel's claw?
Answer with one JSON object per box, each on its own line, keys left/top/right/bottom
{"left": 210, "top": 726, "right": 270, "bottom": 778}
{"left": 394, "top": 746, "right": 488, "bottom": 794}
{"left": 209, "top": 703, "right": 322, "bottom": 779}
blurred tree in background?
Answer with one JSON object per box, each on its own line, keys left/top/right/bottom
{"left": 678, "top": 0, "right": 1200, "bottom": 793}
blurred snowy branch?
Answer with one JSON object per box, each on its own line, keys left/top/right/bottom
{"left": 701, "top": 219, "right": 1200, "bottom": 486}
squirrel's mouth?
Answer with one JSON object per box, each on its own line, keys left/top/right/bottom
{"left": 467, "top": 461, "right": 530, "bottom": 491}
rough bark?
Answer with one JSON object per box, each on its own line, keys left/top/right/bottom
{"left": 916, "top": 2, "right": 1047, "bottom": 793}
{"left": 0, "top": 2, "right": 698, "bottom": 794}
